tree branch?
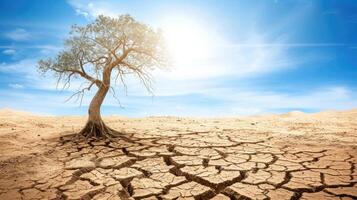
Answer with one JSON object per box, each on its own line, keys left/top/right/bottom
{"left": 65, "top": 81, "right": 96, "bottom": 106}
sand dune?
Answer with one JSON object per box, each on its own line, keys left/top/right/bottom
{"left": 0, "top": 109, "right": 356, "bottom": 199}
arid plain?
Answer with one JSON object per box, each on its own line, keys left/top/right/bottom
{"left": 0, "top": 109, "right": 356, "bottom": 200}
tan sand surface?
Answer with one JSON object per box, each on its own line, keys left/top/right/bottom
{"left": 0, "top": 108, "right": 356, "bottom": 199}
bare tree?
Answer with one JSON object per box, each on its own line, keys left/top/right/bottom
{"left": 38, "top": 15, "right": 168, "bottom": 139}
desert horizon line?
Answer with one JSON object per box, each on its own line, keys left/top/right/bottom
{"left": 1, "top": 106, "right": 356, "bottom": 118}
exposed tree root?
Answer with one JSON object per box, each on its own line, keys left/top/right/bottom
{"left": 78, "top": 120, "right": 122, "bottom": 140}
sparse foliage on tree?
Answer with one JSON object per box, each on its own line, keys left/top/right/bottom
{"left": 38, "top": 15, "right": 168, "bottom": 139}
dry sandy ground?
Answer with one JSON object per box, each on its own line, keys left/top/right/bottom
{"left": 0, "top": 108, "right": 356, "bottom": 200}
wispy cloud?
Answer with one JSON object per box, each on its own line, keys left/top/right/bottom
{"left": 68, "top": 1, "right": 94, "bottom": 18}
{"left": 0, "top": 58, "right": 37, "bottom": 74}
{"left": 74, "top": 8, "right": 90, "bottom": 19}
{"left": 0, "top": 59, "right": 60, "bottom": 91}
{"left": 2, "top": 49, "right": 16, "bottom": 55}
{"left": 1, "top": 55, "right": 355, "bottom": 116}
{"left": 8, "top": 83, "right": 24, "bottom": 89}
{"left": 201, "top": 86, "right": 357, "bottom": 116}
{"left": 150, "top": 86, "right": 357, "bottom": 116}
{"left": 1, "top": 84, "right": 355, "bottom": 117}
{"left": 67, "top": 0, "right": 118, "bottom": 19}
{"left": 153, "top": 38, "right": 329, "bottom": 81}
{"left": 0, "top": 44, "right": 61, "bottom": 53}
{"left": 5, "top": 28, "right": 32, "bottom": 41}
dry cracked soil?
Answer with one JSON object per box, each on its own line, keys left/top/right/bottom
{"left": 0, "top": 109, "right": 356, "bottom": 200}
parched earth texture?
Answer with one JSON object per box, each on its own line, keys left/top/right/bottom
{"left": 0, "top": 111, "right": 356, "bottom": 199}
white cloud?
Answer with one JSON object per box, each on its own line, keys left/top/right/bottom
{"left": 2, "top": 49, "right": 16, "bottom": 55}
{"left": 1, "top": 83, "right": 356, "bottom": 117}
{"left": 0, "top": 44, "right": 61, "bottom": 52}
{"left": 67, "top": 0, "right": 120, "bottom": 19}
{"left": 196, "top": 86, "right": 355, "bottom": 116}
{"left": 0, "top": 59, "right": 63, "bottom": 91}
{"left": 5, "top": 28, "right": 31, "bottom": 41}
{"left": 74, "top": 8, "right": 90, "bottom": 18}
{"left": 37, "top": 45, "right": 62, "bottom": 55}
{"left": 0, "top": 59, "right": 37, "bottom": 74}
{"left": 9, "top": 83, "right": 24, "bottom": 89}
{"left": 77, "top": 79, "right": 357, "bottom": 116}
{"left": 1, "top": 57, "right": 355, "bottom": 116}
{"left": 0, "top": 58, "right": 103, "bottom": 95}
{"left": 100, "top": 85, "right": 357, "bottom": 116}
{"left": 0, "top": 89, "right": 72, "bottom": 115}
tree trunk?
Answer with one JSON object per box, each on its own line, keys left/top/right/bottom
{"left": 88, "top": 85, "right": 108, "bottom": 123}
{"left": 79, "top": 69, "right": 118, "bottom": 139}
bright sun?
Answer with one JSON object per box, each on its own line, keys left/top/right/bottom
{"left": 161, "top": 17, "right": 213, "bottom": 66}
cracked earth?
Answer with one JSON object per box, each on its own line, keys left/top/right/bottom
{"left": 0, "top": 109, "right": 356, "bottom": 199}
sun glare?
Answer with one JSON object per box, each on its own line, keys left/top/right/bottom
{"left": 161, "top": 17, "right": 213, "bottom": 66}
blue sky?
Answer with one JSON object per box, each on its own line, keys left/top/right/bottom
{"left": 0, "top": 0, "right": 356, "bottom": 116}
